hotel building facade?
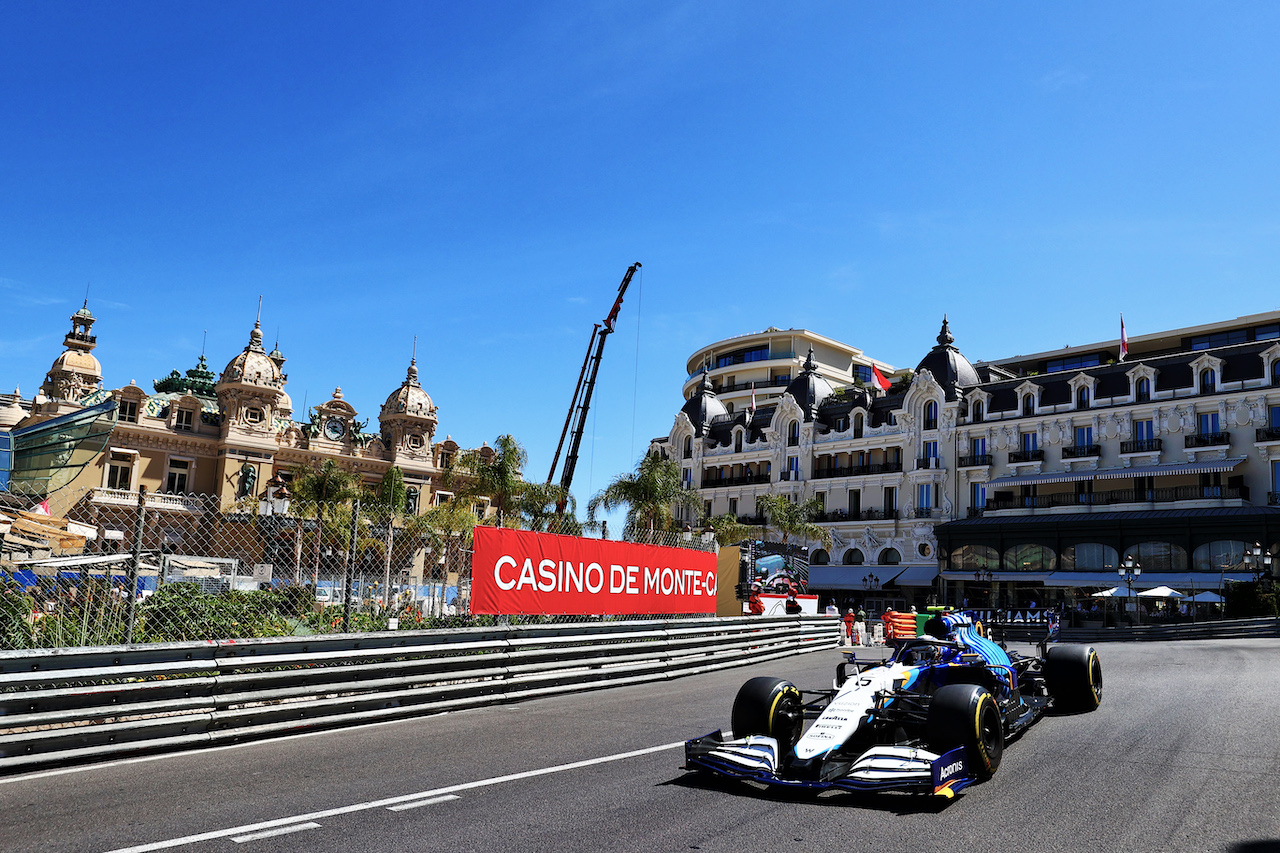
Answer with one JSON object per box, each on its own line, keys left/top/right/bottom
{"left": 651, "top": 312, "right": 1280, "bottom": 612}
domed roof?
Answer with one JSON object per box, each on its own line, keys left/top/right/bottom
{"left": 784, "top": 348, "right": 834, "bottom": 420}
{"left": 0, "top": 388, "right": 26, "bottom": 429}
{"left": 277, "top": 390, "right": 294, "bottom": 416}
{"left": 680, "top": 371, "right": 728, "bottom": 436}
{"left": 49, "top": 348, "right": 102, "bottom": 378}
{"left": 219, "top": 322, "right": 284, "bottom": 388}
{"left": 914, "top": 316, "right": 980, "bottom": 400}
{"left": 381, "top": 358, "right": 435, "bottom": 420}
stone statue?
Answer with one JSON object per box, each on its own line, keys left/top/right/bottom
{"left": 237, "top": 462, "right": 257, "bottom": 499}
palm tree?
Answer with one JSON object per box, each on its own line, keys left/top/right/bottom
{"left": 755, "top": 493, "right": 833, "bottom": 577}
{"left": 290, "top": 459, "right": 364, "bottom": 582}
{"left": 418, "top": 501, "right": 480, "bottom": 617}
{"left": 518, "top": 481, "right": 581, "bottom": 535}
{"left": 588, "top": 453, "right": 700, "bottom": 541}
{"left": 445, "top": 434, "right": 527, "bottom": 527}
{"left": 366, "top": 466, "right": 409, "bottom": 610}
{"left": 705, "top": 513, "right": 759, "bottom": 549}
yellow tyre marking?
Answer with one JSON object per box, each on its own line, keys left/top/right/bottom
{"left": 972, "top": 694, "right": 993, "bottom": 771}
{"left": 768, "top": 687, "right": 799, "bottom": 738}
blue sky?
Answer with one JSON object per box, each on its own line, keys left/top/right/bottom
{"left": 3, "top": 2, "right": 1280, "bottom": 522}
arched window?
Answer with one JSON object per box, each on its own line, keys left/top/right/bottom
{"left": 734, "top": 431, "right": 743, "bottom": 452}
{"left": 1022, "top": 394, "right": 1035, "bottom": 417}
{"left": 1201, "top": 368, "right": 1216, "bottom": 394}
{"left": 1135, "top": 377, "right": 1151, "bottom": 402}
{"left": 843, "top": 548, "right": 865, "bottom": 565}
{"left": 811, "top": 549, "right": 830, "bottom": 565}
{"left": 787, "top": 420, "right": 800, "bottom": 447}
{"left": 923, "top": 401, "right": 938, "bottom": 431}
{"left": 1002, "top": 543, "right": 1057, "bottom": 573}
{"left": 1076, "top": 387, "right": 1090, "bottom": 409}
{"left": 725, "top": 402, "right": 734, "bottom": 414}
{"left": 853, "top": 413, "right": 864, "bottom": 438}
{"left": 682, "top": 435, "right": 693, "bottom": 459}
{"left": 1060, "top": 543, "right": 1118, "bottom": 571}
{"left": 971, "top": 401, "right": 984, "bottom": 423}
{"left": 951, "top": 544, "right": 998, "bottom": 572}
{"left": 1192, "top": 541, "right": 1246, "bottom": 573}
{"left": 1272, "top": 359, "right": 1280, "bottom": 386}
{"left": 878, "top": 547, "right": 901, "bottom": 565}
{"left": 1122, "top": 542, "right": 1189, "bottom": 573}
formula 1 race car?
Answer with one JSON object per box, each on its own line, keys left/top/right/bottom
{"left": 684, "top": 611, "right": 1101, "bottom": 798}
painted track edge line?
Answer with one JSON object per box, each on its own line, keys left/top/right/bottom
{"left": 100, "top": 740, "right": 685, "bottom": 853}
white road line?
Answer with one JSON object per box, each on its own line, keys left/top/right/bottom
{"left": 386, "top": 794, "right": 460, "bottom": 811}
{"left": 101, "top": 740, "right": 685, "bottom": 853}
{"left": 230, "top": 823, "right": 321, "bottom": 843}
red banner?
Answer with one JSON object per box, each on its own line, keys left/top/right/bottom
{"left": 471, "top": 527, "right": 718, "bottom": 616}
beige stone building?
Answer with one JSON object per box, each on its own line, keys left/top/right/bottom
{"left": 3, "top": 303, "right": 499, "bottom": 582}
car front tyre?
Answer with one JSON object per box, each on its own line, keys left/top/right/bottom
{"left": 1044, "top": 644, "right": 1103, "bottom": 712}
{"left": 731, "top": 676, "right": 803, "bottom": 751}
{"left": 927, "top": 683, "right": 1003, "bottom": 778}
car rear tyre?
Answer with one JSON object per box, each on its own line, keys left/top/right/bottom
{"left": 927, "top": 683, "right": 1003, "bottom": 778}
{"left": 1044, "top": 644, "right": 1102, "bottom": 712}
{"left": 731, "top": 676, "right": 803, "bottom": 750}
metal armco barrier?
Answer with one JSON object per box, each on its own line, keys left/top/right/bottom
{"left": 1060, "top": 616, "right": 1280, "bottom": 644}
{"left": 0, "top": 616, "right": 839, "bottom": 772}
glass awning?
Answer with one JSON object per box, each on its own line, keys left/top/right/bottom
{"left": 6, "top": 400, "right": 118, "bottom": 497}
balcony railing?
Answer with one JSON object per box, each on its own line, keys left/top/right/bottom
{"left": 1008, "top": 449, "right": 1045, "bottom": 464}
{"left": 1256, "top": 427, "right": 1280, "bottom": 442}
{"left": 737, "top": 514, "right": 767, "bottom": 525}
{"left": 1185, "top": 431, "right": 1230, "bottom": 448}
{"left": 716, "top": 377, "right": 791, "bottom": 393}
{"left": 1062, "top": 444, "right": 1101, "bottom": 459}
{"left": 90, "top": 488, "right": 205, "bottom": 513}
{"left": 700, "top": 473, "right": 772, "bottom": 488}
{"left": 779, "top": 470, "right": 795, "bottom": 481}
{"left": 915, "top": 456, "right": 941, "bottom": 470}
{"left": 986, "top": 485, "right": 1247, "bottom": 511}
{"left": 811, "top": 461, "right": 904, "bottom": 479}
{"left": 967, "top": 506, "right": 985, "bottom": 518}
{"left": 858, "top": 508, "right": 900, "bottom": 520}
{"left": 1121, "top": 438, "right": 1162, "bottom": 454}
{"left": 958, "top": 454, "right": 992, "bottom": 468}
{"left": 914, "top": 507, "right": 936, "bottom": 518}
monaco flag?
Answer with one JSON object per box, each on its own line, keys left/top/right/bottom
{"left": 1119, "top": 314, "right": 1129, "bottom": 362}
{"left": 872, "top": 364, "right": 892, "bottom": 391}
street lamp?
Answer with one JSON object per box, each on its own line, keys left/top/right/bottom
{"left": 974, "top": 569, "right": 995, "bottom": 614}
{"left": 1244, "top": 542, "right": 1274, "bottom": 583}
{"left": 863, "top": 572, "right": 880, "bottom": 591}
{"left": 1119, "top": 556, "right": 1141, "bottom": 621}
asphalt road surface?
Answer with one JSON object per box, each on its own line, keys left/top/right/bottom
{"left": 3, "top": 639, "right": 1279, "bottom": 853}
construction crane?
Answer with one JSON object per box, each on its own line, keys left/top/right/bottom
{"left": 547, "top": 262, "right": 641, "bottom": 513}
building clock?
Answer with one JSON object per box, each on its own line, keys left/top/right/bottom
{"left": 324, "top": 418, "right": 346, "bottom": 441}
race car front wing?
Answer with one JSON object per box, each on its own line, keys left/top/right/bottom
{"left": 684, "top": 731, "right": 975, "bottom": 798}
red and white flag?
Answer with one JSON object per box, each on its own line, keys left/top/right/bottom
{"left": 1119, "top": 314, "right": 1129, "bottom": 362}
{"left": 750, "top": 382, "right": 757, "bottom": 411}
{"left": 32, "top": 499, "right": 50, "bottom": 516}
{"left": 871, "top": 365, "right": 892, "bottom": 391}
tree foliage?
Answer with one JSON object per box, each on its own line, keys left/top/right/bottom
{"left": 587, "top": 453, "right": 699, "bottom": 539}
{"left": 755, "top": 493, "right": 832, "bottom": 551}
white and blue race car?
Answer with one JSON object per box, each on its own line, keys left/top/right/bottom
{"left": 684, "top": 611, "right": 1101, "bottom": 798}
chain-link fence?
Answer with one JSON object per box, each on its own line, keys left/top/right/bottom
{"left": 0, "top": 484, "right": 719, "bottom": 650}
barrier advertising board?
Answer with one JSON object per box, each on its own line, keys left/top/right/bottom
{"left": 471, "top": 526, "right": 718, "bottom": 616}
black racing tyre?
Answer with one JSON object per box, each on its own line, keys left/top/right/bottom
{"left": 731, "top": 676, "right": 803, "bottom": 750}
{"left": 1044, "top": 644, "right": 1103, "bottom": 712}
{"left": 927, "top": 683, "right": 1003, "bottom": 778}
